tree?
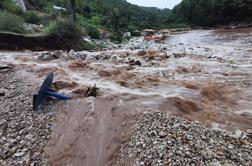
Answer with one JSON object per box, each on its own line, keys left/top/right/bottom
{"left": 70, "top": 0, "right": 76, "bottom": 22}
{"left": 170, "top": 0, "right": 252, "bottom": 26}
{"left": 110, "top": 8, "right": 120, "bottom": 32}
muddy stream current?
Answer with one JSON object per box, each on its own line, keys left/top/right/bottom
{"left": 0, "top": 28, "right": 252, "bottom": 165}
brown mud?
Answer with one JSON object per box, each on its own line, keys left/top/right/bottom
{"left": 46, "top": 97, "right": 137, "bottom": 166}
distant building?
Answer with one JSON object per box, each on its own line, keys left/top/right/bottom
{"left": 53, "top": 5, "right": 66, "bottom": 11}
{"left": 159, "top": 29, "right": 170, "bottom": 36}
{"left": 141, "top": 29, "right": 157, "bottom": 36}
{"left": 132, "top": 30, "right": 141, "bottom": 37}
{"left": 123, "top": 32, "right": 131, "bottom": 38}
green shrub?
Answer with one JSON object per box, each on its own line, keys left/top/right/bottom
{"left": 97, "top": 43, "right": 106, "bottom": 49}
{"left": 0, "top": 0, "right": 23, "bottom": 14}
{"left": 21, "top": 0, "right": 47, "bottom": 9}
{"left": 45, "top": 20, "right": 81, "bottom": 39}
{"left": 76, "top": 14, "right": 89, "bottom": 27}
{"left": 0, "top": 12, "right": 25, "bottom": 33}
{"left": 24, "top": 11, "right": 42, "bottom": 24}
{"left": 79, "top": 41, "right": 107, "bottom": 51}
{"left": 79, "top": 41, "right": 96, "bottom": 50}
{"left": 91, "top": 16, "right": 101, "bottom": 25}
{"left": 110, "top": 33, "right": 122, "bottom": 43}
{"left": 86, "top": 25, "right": 100, "bottom": 39}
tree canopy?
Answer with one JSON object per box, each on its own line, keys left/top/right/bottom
{"left": 1, "top": 0, "right": 251, "bottom": 36}
{"left": 170, "top": 0, "right": 252, "bottom": 26}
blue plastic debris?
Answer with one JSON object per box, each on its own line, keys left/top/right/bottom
{"left": 33, "top": 73, "right": 71, "bottom": 110}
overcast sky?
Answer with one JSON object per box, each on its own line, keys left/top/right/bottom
{"left": 127, "top": 0, "right": 182, "bottom": 9}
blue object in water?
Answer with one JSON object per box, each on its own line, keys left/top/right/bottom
{"left": 33, "top": 73, "right": 71, "bottom": 110}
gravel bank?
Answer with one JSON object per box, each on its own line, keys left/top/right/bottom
{"left": 116, "top": 112, "right": 252, "bottom": 166}
{"left": 0, "top": 69, "right": 57, "bottom": 165}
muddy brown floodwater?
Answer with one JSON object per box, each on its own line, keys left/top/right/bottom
{"left": 0, "top": 28, "right": 252, "bottom": 165}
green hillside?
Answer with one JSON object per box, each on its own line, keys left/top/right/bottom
{"left": 170, "top": 0, "right": 252, "bottom": 26}
{"left": 0, "top": 0, "right": 251, "bottom": 49}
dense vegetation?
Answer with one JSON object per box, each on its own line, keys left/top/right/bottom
{"left": 0, "top": 0, "right": 251, "bottom": 49}
{"left": 0, "top": 12, "right": 25, "bottom": 33}
{"left": 0, "top": 0, "right": 175, "bottom": 42}
{"left": 22, "top": 0, "right": 172, "bottom": 31}
{"left": 170, "top": 0, "right": 252, "bottom": 26}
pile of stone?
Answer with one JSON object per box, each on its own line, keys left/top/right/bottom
{"left": 0, "top": 70, "right": 58, "bottom": 165}
{"left": 121, "top": 37, "right": 161, "bottom": 50}
{"left": 116, "top": 112, "right": 252, "bottom": 166}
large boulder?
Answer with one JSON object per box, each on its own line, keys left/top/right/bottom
{"left": 68, "top": 50, "right": 90, "bottom": 60}
{"left": 37, "top": 51, "right": 61, "bottom": 61}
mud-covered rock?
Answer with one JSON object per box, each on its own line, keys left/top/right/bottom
{"left": 0, "top": 88, "right": 6, "bottom": 96}
{"left": 173, "top": 52, "right": 186, "bottom": 58}
{"left": 37, "top": 51, "right": 61, "bottom": 61}
{"left": 68, "top": 50, "right": 89, "bottom": 60}
{"left": 0, "top": 64, "right": 13, "bottom": 70}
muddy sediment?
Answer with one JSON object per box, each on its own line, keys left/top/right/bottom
{"left": 46, "top": 98, "right": 136, "bottom": 166}
{"left": 0, "top": 28, "right": 252, "bottom": 165}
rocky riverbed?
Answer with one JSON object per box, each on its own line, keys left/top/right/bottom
{"left": 0, "top": 28, "right": 252, "bottom": 165}
{"left": 0, "top": 69, "right": 57, "bottom": 165}
{"left": 115, "top": 112, "right": 252, "bottom": 166}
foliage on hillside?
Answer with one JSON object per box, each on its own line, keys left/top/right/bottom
{"left": 170, "top": 0, "right": 252, "bottom": 26}
{"left": 0, "top": 0, "right": 251, "bottom": 40}
{"left": 0, "top": 12, "right": 25, "bottom": 33}
{"left": 23, "top": 0, "right": 172, "bottom": 32}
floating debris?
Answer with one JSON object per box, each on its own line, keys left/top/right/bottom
{"left": 33, "top": 73, "right": 71, "bottom": 110}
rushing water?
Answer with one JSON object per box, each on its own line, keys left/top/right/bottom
{"left": 1, "top": 28, "right": 252, "bottom": 166}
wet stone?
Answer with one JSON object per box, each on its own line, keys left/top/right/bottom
{"left": 37, "top": 52, "right": 60, "bottom": 61}
{"left": 0, "top": 71, "right": 57, "bottom": 165}
{"left": 0, "top": 89, "right": 6, "bottom": 96}
{"left": 115, "top": 112, "right": 252, "bottom": 165}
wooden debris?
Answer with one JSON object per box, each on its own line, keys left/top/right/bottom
{"left": 86, "top": 84, "right": 98, "bottom": 97}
